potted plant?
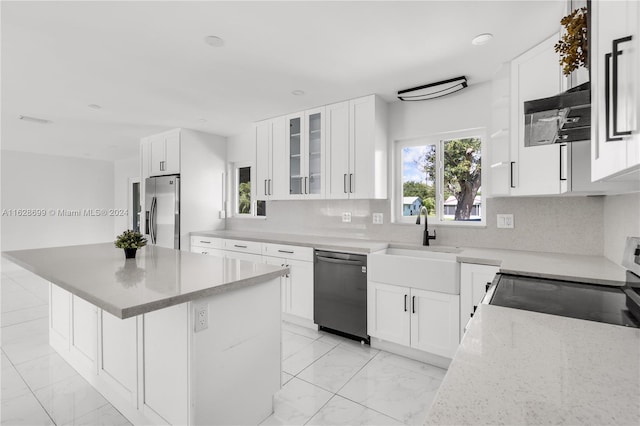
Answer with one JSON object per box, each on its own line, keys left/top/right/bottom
{"left": 114, "top": 230, "right": 147, "bottom": 259}
{"left": 555, "top": 6, "right": 589, "bottom": 76}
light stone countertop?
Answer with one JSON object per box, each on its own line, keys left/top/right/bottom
{"left": 192, "top": 230, "right": 629, "bottom": 285}
{"left": 3, "top": 243, "right": 286, "bottom": 319}
{"left": 424, "top": 304, "right": 640, "bottom": 425}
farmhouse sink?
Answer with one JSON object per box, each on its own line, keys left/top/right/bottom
{"left": 368, "top": 248, "right": 460, "bottom": 294}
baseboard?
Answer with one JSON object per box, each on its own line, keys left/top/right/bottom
{"left": 370, "top": 337, "right": 451, "bottom": 369}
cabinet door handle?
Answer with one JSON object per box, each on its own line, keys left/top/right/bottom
{"left": 404, "top": 294, "right": 408, "bottom": 312}
{"left": 510, "top": 162, "right": 515, "bottom": 188}
{"left": 349, "top": 174, "right": 354, "bottom": 193}
{"left": 305, "top": 177, "right": 308, "bottom": 194}
{"left": 605, "top": 36, "right": 634, "bottom": 141}
{"left": 473, "top": 305, "right": 478, "bottom": 313}
{"left": 269, "top": 179, "right": 272, "bottom": 196}
{"left": 343, "top": 174, "right": 347, "bottom": 194}
{"left": 202, "top": 251, "right": 208, "bottom": 255}
{"left": 485, "top": 282, "right": 491, "bottom": 292}
{"left": 264, "top": 179, "right": 268, "bottom": 196}
{"left": 559, "top": 144, "right": 567, "bottom": 181}
{"left": 160, "top": 161, "right": 165, "bottom": 171}
{"left": 234, "top": 244, "right": 247, "bottom": 249}
{"left": 412, "top": 296, "right": 416, "bottom": 314}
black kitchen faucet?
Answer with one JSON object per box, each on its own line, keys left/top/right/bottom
{"left": 415, "top": 206, "right": 436, "bottom": 246}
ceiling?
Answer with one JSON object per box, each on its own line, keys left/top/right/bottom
{"left": 1, "top": 0, "right": 565, "bottom": 162}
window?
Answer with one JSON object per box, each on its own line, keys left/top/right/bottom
{"left": 234, "top": 164, "right": 266, "bottom": 217}
{"left": 396, "top": 131, "right": 484, "bottom": 226}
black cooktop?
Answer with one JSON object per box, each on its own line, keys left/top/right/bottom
{"left": 489, "top": 274, "right": 640, "bottom": 328}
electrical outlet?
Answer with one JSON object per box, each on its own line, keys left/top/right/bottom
{"left": 342, "top": 212, "right": 352, "bottom": 223}
{"left": 194, "top": 304, "right": 208, "bottom": 332}
{"left": 372, "top": 213, "right": 384, "bottom": 224}
{"left": 497, "top": 214, "right": 514, "bottom": 229}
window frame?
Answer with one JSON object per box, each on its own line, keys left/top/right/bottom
{"left": 232, "top": 162, "right": 256, "bottom": 218}
{"left": 393, "top": 129, "right": 487, "bottom": 227}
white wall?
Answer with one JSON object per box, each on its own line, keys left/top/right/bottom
{"left": 113, "top": 156, "right": 140, "bottom": 237}
{"left": 603, "top": 192, "right": 640, "bottom": 264}
{"left": 1, "top": 150, "right": 115, "bottom": 250}
{"left": 180, "top": 129, "right": 227, "bottom": 249}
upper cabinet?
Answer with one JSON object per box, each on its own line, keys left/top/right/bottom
{"left": 591, "top": 0, "right": 640, "bottom": 182}
{"left": 255, "top": 117, "right": 287, "bottom": 200}
{"left": 509, "top": 33, "right": 567, "bottom": 196}
{"left": 286, "top": 107, "right": 326, "bottom": 199}
{"left": 327, "top": 95, "right": 388, "bottom": 200}
{"left": 148, "top": 129, "right": 180, "bottom": 177}
{"left": 255, "top": 94, "right": 388, "bottom": 201}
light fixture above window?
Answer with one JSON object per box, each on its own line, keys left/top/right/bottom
{"left": 397, "top": 76, "right": 468, "bottom": 101}
{"left": 18, "top": 115, "right": 51, "bottom": 124}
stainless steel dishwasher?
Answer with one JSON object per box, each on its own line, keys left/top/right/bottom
{"left": 314, "top": 250, "right": 369, "bottom": 343}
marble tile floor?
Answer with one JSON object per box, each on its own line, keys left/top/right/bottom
{"left": 1, "top": 259, "right": 447, "bottom": 425}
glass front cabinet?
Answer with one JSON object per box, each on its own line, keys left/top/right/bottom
{"left": 286, "top": 107, "right": 325, "bottom": 199}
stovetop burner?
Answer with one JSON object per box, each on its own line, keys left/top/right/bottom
{"left": 489, "top": 274, "right": 640, "bottom": 328}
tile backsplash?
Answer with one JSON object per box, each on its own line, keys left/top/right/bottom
{"left": 226, "top": 196, "right": 605, "bottom": 256}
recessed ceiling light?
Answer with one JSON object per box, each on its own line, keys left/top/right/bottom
{"left": 196, "top": 117, "right": 208, "bottom": 123}
{"left": 88, "top": 104, "right": 102, "bottom": 110}
{"left": 472, "top": 33, "right": 493, "bottom": 46}
{"left": 204, "top": 35, "right": 224, "bottom": 48}
{"left": 18, "top": 115, "right": 51, "bottom": 124}
{"left": 292, "top": 90, "right": 305, "bottom": 96}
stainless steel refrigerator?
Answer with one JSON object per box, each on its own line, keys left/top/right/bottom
{"left": 145, "top": 175, "right": 180, "bottom": 249}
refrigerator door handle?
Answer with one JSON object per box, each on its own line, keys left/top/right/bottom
{"left": 151, "top": 196, "right": 157, "bottom": 244}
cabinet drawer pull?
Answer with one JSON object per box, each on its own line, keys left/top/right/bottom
{"left": 234, "top": 244, "right": 248, "bottom": 249}
{"left": 412, "top": 296, "right": 416, "bottom": 314}
{"left": 349, "top": 174, "right": 354, "bottom": 193}
{"left": 269, "top": 179, "right": 272, "bottom": 196}
{"left": 202, "top": 251, "right": 208, "bottom": 255}
{"left": 278, "top": 250, "right": 294, "bottom": 254}
{"left": 343, "top": 174, "right": 347, "bottom": 194}
{"left": 404, "top": 294, "right": 408, "bottom": 312}
{"left": 199, "top": 240, "right": 211, "bottom": 244}
{"left": 265, "top": 179, "right": 268, "bottom": 196}
{"left": 485, "top": 282, "right": 491, "bottom": 292}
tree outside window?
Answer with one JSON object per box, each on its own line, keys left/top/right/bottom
{"left": 399, "top": 134, "right": 484, "bottom": 224}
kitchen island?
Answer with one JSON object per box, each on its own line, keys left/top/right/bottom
{"left": 3, "top": 243, "right": 287, "bottom": 426}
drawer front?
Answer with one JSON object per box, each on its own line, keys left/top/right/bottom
{"left": 223, "top": 239, "right": 262, "bottom": 254}
{"left": 190, "top": 236, "right": 223, "bottom": 249}
{"left": 262, "top": 243, "right": 313, "bottom": 262}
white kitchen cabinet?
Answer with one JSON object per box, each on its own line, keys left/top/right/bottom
{"left": 98, "top": 311, "right": 138, "bottom": 405}
{"left": 326, "top": 95, "right": 388, "bottom": 200}
{"left": 255, "top": 117, "right": 287, "bottom": 200}
{"left": 69, "top": 295, "right": 97, "bottom": 371}
{"left": 368, "top": 281, "right": 460, "bottom": 359}
{"left": 410, "top": 288, "right": 460, "bottom": 357}
{"left": 591, "top": 0, "right": 640, "bottom": 182}
{"left": 190, "top": 235, "right": 226, "bottom": 258}
{"left": 459, "top": 263, "right": 499, "bottom": 337}
{"left": 286, "top": 107, "right": 326, "bottom": 199}
{"left": 50, "top": 284, "right": 71, "bottom": 349}
{"left": 149, "top": 129, "right": 180, "bottom": 176}
{"left": 510, "top": 33, "right": 567, "bottom": 196}
{"left": 142, "top": 303, "right": 189, "bottom": 426}
{"left": 367, "top": 281, "right": 411, "bottom": 346}
{"left": 263, "top": 243, "right": 314, "bottom": 325}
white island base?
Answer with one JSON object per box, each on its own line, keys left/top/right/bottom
{"left": 48, "top": 278, "right": 281, "bottom": 426}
